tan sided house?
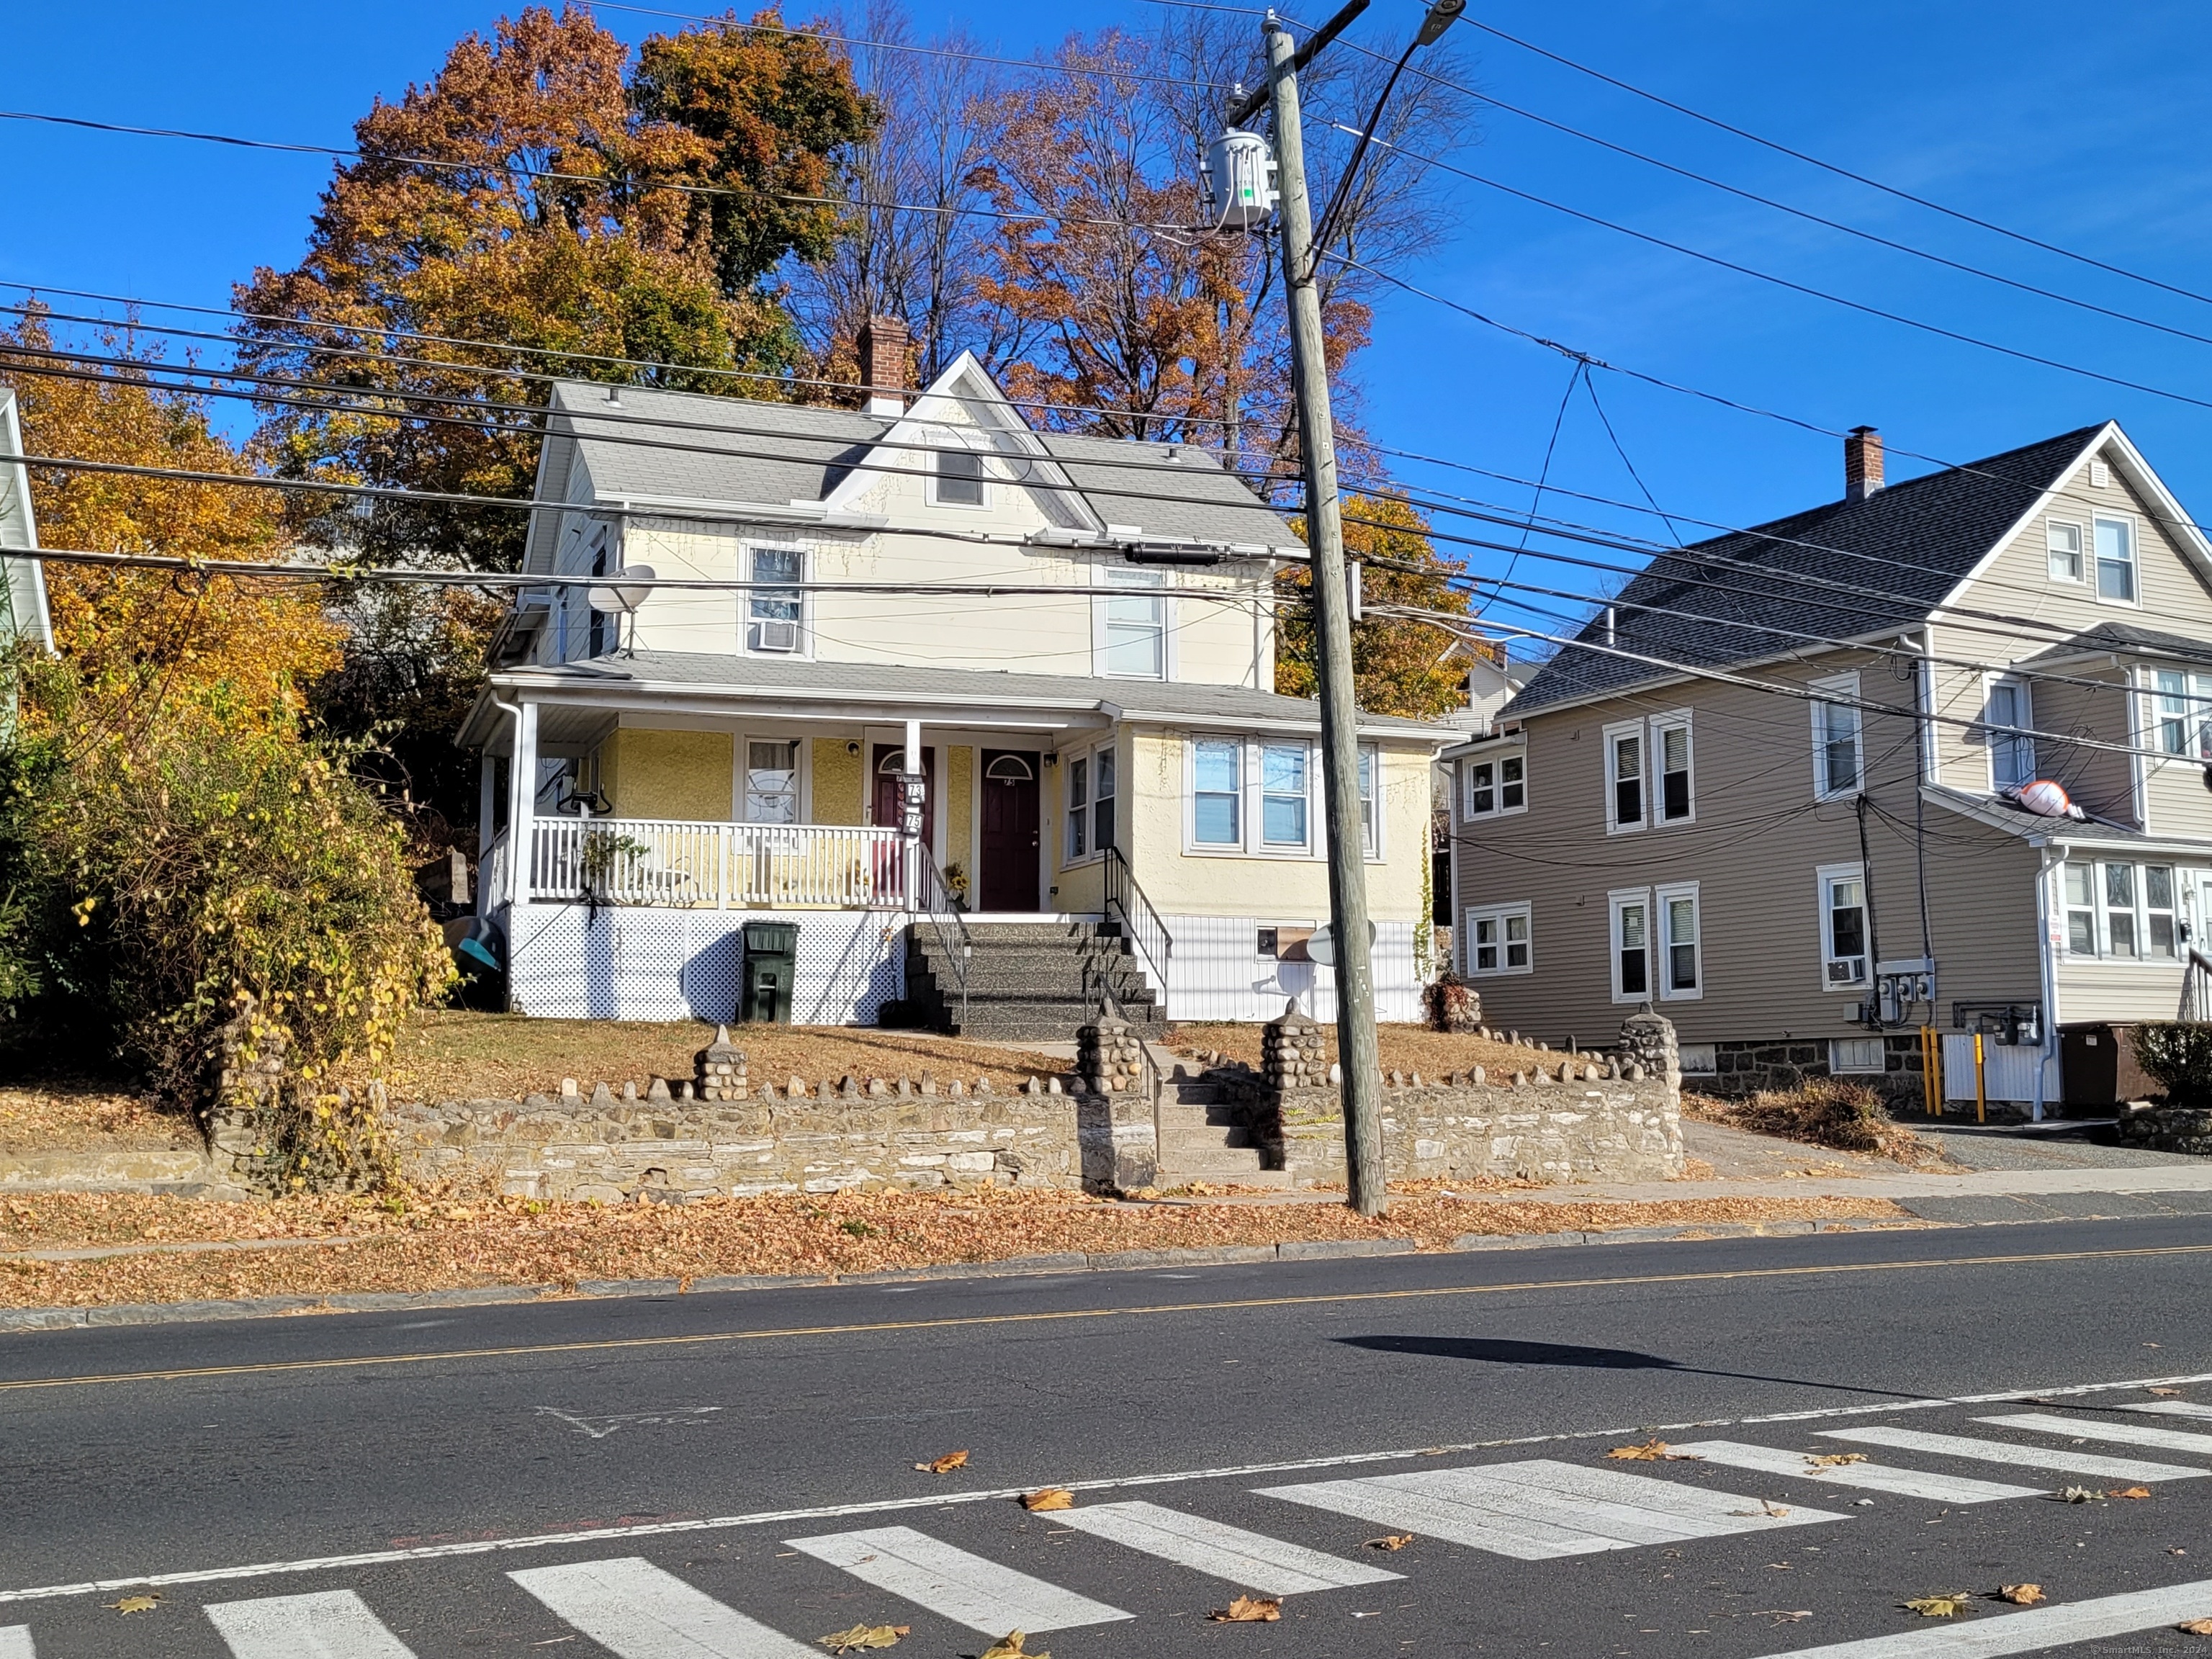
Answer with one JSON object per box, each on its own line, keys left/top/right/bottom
{"left": 460, "top": 325, "right": 1451, "bottom": 1035}
{"left": 1448, "top": 423, "right": 2212, "bottom": 1110}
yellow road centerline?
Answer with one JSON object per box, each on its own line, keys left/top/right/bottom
{"left": 4, "top": 1240, "right": 2208, "bottom": 1395}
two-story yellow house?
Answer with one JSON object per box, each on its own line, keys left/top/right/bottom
{"left": 459, "top": 326, "right": 1451, "bottom": 1033}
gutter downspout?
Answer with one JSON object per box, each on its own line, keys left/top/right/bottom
{"left": 492, "top": 697, "right": 529, "bottom": 912}
{"left": 2033, "top": 845, "right": 2062, "bottom": 1123}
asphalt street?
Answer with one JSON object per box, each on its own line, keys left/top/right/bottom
{"left": 6, "top": 1215, "right": 2212, "bottom": 1656}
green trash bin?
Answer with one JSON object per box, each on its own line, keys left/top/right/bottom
{"left": 741, "top": 921, "right": 799, "bottom": 1025}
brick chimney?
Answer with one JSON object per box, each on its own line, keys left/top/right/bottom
{"left": 857, "top": 315, "right": 910, "bottom": 418}
{"left": 1844, "top": 426, "right": 1884, "bottom": 502}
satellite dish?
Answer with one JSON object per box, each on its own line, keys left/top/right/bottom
{"left": 1305, "top": 920, "right": 1377, "bottom": 968}
{"left": 588, "top": 563, "right": 656, "bottom": 615}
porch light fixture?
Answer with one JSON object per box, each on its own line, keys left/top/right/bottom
{"left": 846, "top": 739, "right": 862, "bottom": 757}
{"left": 1042, "top": 752, "right": 1058, "bottom": 768}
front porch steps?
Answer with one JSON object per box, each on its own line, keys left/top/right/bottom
{"left": 1152, "top": 1069, "right": 1292, "bottom": 1190}
{"left": 902, "top": 920, "right": 1161, "bottom": 1043}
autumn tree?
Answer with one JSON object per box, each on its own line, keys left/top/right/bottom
{"left": 1276, "top": 494, "right": 1475, "bottom": 719}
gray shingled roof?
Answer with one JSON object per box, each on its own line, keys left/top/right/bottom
{"left": 543, "top": 380, "right": 1298, "bottom": 547}
{"left": 2015, "top": 619, "right": 2212, "bottom": 670}
{"left": 1506, "top": 425, "right": 2108, "bottom": 716}
{"left": 472, "top": 648, "right": 1447, "bottom": 747}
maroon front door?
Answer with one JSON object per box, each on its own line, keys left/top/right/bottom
{"left": 871, "top": 745, "right": 935, "bottom": 900}
{"left": 979, "top": 750, "right": 1040, "bottom": 912}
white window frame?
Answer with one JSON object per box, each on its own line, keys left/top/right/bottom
{"left": 1608, "top": 886, "right": 1653, "bottom": 1004}
{"left": 737, "top": 734, "right": 807, "bottom": 825}
{"left": 1187, "top": 736, "right": 1244, "bottom": 852}
{"left": 1815, "top": 860, "right": 1869, "bottom": 992}
{"left": 1809, "top": 673, "right": 1863, "bottom": 799}
{"left": 1063, "top": 739, "right": 1119, "bottom": 865}
{"left": 1652, "top": 711, "right": 1695, "bottom": 825}
{"left": 925, "top": 431, "right": 989, "bottom": 510}
{"left": 2092, "top": 513, "right": 2140, "bottom": 607}
{"left": 1655, "top": 880, "right": 1703, "bottom": 1002}
{"left": 744, "top": 542, "right": 811, "bottom": 657}
{"left": 1257, "top": 739, "right": 1313, "bottom": 853}
{"left": 1096, "top": 566, "right": 1171, "bottom": 680}
{"left": 1829, "top": 1036, "right": 1887, "bottom": 1075}
{"left": 2046, "top": 518, "right": 2085, "bottom": 584}
{"left": 1465, "top": 901, "right": 1533, "bottom": 977}
{"left": 2152, "top": 667, "right": 2212, "bottom": 759}
{"left": 1357, "top": 742, "right": 1384, "bottom": 860}
{"left": 1982, "top": 675, "right": 2036, "bottom": 791}
{"left": 2061, "top": 859, "right": 2098, "bottom": 958}
{"left": 1603, "top": 718, "right": 1645, "bottom": 835}
{"left": 1461, "top": 747, "right": 1528, "bottom": 821}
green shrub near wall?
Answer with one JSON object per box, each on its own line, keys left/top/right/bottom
{"left": 2130, "top": 1022, "right": 2212, "bottom": 1107}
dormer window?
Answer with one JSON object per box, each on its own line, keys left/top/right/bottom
{"left": 935, "top": 445, "right": 985, "bottom": 507}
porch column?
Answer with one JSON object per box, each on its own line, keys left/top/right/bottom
{"left": 903, "top": 715, "right": 924, "bottom": 908}
{"left": 508, "top": 698, "right": 539, "bottom": 908}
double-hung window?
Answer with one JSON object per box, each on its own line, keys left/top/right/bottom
{"left": 1465, "top": 902, "right": 1532, "bottom": 976}
{"left": 1463, "top": 751, "right": 1527, "bottom": 819}
{"left": 1606, "top": 723, "right": 1644, "bottom": 832}
{"left": 2148, "top": 864, "right": 2180, "bottom": 957}
{"left": 1102, "top": 567, "right": 1167, "bottom": 678}
{"left": 2064, "top": 860, "right": 2185, "bottom": 960}
{"left": 1606, "top": 714, "right": 1692, "bottom": 830}
{"left": 2063, "top": 863, "right": 2098, "bottom": 956}
{"left": 1192, "top": 739, "right": 1242, "bottom": 846}
{"left": 1817, "top": 863, "right": 1869, "bottom": 988}
{"left": 742, "top": 739, "right": 800, "bottom": 823}
{"left": 2156, "top": 669, "right": 2212, "bottom": 758}
{"left": 2047, "top": 520, "right": 2085, "bottom": 583}
{"left": 2095, "top": 516, "right": 2137, "bottom": 603}
{"left": 935, "top": 444, "right": 985, "bottom": 506}
{"left": 1609, "top": 889, "right": 1650, "bottom": 1002}
{"left": 1655, "top": 715, "right": 1694, "bottom": 822}
{"left": 1065, "top": 746, "right": 1118, "bottom": 861}
{"left": 747, "top": 547, "right": 805, "bottom": 652}
{"left": 1067, "top": 756, "right": 1090, "bottom": 860}
{"left": 1655, "top": 881, "right": 1702, "bottom": 999}
{"left": 1260, "top": 743, "right": 1310, "bottom": 849}
{"left": 1984, "top": 678, "right": 2035, "bottom": 790}
{"left": 1810, "top": 674, "right": 1863, "bottom": 798}
{"left": 1357, "top": 745, "right": 1377, "bottom": 856}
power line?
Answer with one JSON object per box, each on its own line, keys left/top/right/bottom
{"left": 1336, "top": 125, "right": 2212, "bottom": 419}
{"left": 1458, "top": 14, "right": 2212, "bottom": 315}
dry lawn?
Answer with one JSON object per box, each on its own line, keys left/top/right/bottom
{"left": 0, "top": 1087, "right": 197, "bottom": 1156}
{"left": 1168, "top": 1022, "right": 1577, "bottom": 1081}
{"left": 0, "top": 1184, "right": 1910, "bottom": 1311}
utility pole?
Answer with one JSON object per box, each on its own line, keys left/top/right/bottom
{"left": 1262, "top": 15, "right": 1386, "bottom": 1217}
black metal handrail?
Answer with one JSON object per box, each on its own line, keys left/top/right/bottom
{"left": 2180, "top": 948, "right": 2212, "bottom": 1021}
{"left": 1102, "top": 845, "right": 1173, "bottom": 991}
{"left": 915, "top": 845, "right": 972, "bottom": 1028}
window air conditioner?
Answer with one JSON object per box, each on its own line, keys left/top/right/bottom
{"left": 755, "top": 620, "right": 801, "bottom": 652}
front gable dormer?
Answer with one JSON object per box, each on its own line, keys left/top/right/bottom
{"left": 816, "top": 354, "right": 1103, "bottom": 534}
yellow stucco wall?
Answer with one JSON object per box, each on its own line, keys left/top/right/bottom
{"left": 600, "top": 729, "right": 734, "bottom": 822}
{"left": 812, "top": 737, "right": 864, "bottom": 825}
{"left": 946, "top": 745, "right": 974, "bottom": 878}
{"left": 1124, "top": 727, "right": 1429, "bottom": 920}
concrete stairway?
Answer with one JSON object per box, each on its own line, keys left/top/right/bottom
{"left": 1152, "top": 1064, "right": 1291, "bottom": 1190}
{"left": 904, "top": 921, "right": 1161, "bottom": 1043}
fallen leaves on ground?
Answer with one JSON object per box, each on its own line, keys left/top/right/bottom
{"left": 2111, "top": 1485, "right": 2154, "bottom": 1499}
{"left": 1903, "top": 1593, "right": 1974, "bottom": 1618}
{"left": 817, "top": 1624, "right": 909, "bottom": 1653}
{"left": 980, "top": 1634, "right": 1046, "bottom": 1658}
{"left": 109, "top": 1595, "right": 161, "bottom": 1614}
{"left": 1728, "top": 1502, "right": 1792, "bottom": 1518}
{"left": 1365, "top": 1534, "right": 1415, "bottom": 1551}
{"left": 1019, "top": 1488, "right": 1074, "bottom": 1512}
{"left": 915, "top": 1450, "right": 969, "bottom": 1475}
{"left": 2149, "top": 1388, "right": 2184, "bottom": 1398}
{"left": 1807, "top": 1452, "right": 1868, "bottom": 1467}
{"left": 1997, "top": 1585, "right": 2046, "bottom": 1606}
{"left": 1208, "top": 1596, "right": 1283, "bottom": 1623}
{"left": 2178, "top": 1617, "right": 2212, "bottom": 1635}
{"left": 1608, "top": 1439, "right": 1701, "bottom": 1462}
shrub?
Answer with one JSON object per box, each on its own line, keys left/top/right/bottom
{"left": 6, "top": 667, "right": 453, "bottom": 1186}
{"left": 2131, "top": 1022, "right": 2212, "bottom": 1107}
{"left": 1696, "top": 1076, "right": 1933, "bottom": 1162}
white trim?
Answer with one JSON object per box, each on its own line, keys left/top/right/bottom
{"left": 1602, "top": 717, "right": 1645, "bottom": 835}
{"left": 1464, "top": 901, "right": 1532, "bottom": 977}
{"left": 1606, "top": 886, "right": 1653, "bottom": 1004}
{"left": 1461, "top": 747, "right": 1529, "bottom": 821}
{"left": 1809, "top": 672, "right": 1864, "bottom": 800}
{"left": 742, "top": 539, "right": 812, "bottom": 660}
{"left": 1651, "top": 709, "right": 1696, "bottom": 826}
{"left": 1980, "top": 673, "right": 2036, "bottom": 793}
{"left": 1094, "top": 565, "right": 1173, "bottom": 682}
{"left": 1654, "top": 880, "right": 1703, "bottom": 1002}
{"left": 1828, "top": 1035, "right": 1887, "bottom": 1075}
{"left": 2046, "top": 516, "right": 2086, "bottom": 585}
{"left": 923, "top": 428, "right": 992, "bottom": 511}
{"left": 2091, "top": 510, "right": 2143, "bottom": 608}
{"left": 1815, "top": 860, "right": 1870, "bottom": 993}
{"left": 736, "top": 732, "right": 809, "bottom": 825}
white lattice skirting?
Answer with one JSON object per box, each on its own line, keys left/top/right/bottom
{"left": 505, "top": 903, "right": 904, "bottom": 1025}
{"left": 1156, "top": 915, "right": 1423, "bottom": 1025}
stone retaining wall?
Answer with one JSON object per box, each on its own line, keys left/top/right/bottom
{"left": 2116, "top": 1103, "right": 2212, "bottom": 1156}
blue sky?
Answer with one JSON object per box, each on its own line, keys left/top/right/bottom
{"left": 4, "top": 0, "right": 2211, "bottom": 633}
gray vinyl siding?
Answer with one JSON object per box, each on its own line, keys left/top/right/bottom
{"left": 2023, "top": 670, "right": 2136, "bottom": 827}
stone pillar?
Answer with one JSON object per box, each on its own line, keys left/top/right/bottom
{"left": 1079, "top": 1016, "right": 1141, "bottom": 1094}
{"left": 1617, "top": 1005, "right": 1680, "bottom": 1093}
{"left": 693, "top": 1025, "right": 749, "bottom": 1101}
{"left": 1263, "top": 999, "right": 1327, "bottom": 1090}
{"left": 1076, "top": 1016, "right": 1156, "bottom": 1193}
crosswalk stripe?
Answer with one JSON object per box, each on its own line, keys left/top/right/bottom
{"left": 1046, "top": 1501, "right": 1403, "bottom": 1594}
{"left": 508, "top": 1557, "right": 819, "bottom": 1658}
{"left": 1259, "top": 1459, "right": 1843, "bottom": 1559}
{"left": 202, "top": 1590, "right": 417, "bottom": 1658}
{"left": 1818, "top": 1424, "right": 2208, "bottom": 1483}
{"left": 2123, "top": 1399, "right": 2212, "bottom": 1421}
{"left": 1743, "top": 1575, "right": 2212, "bottom": 1657}
{"left": 1977, "top": 1411, "right": 2212, "bottom": 1455}
{"left": 1668, "top": 1441, "right": 2041, "bottom": 1503}
{"left": 0, "top": 1627, "right": 30, "bottom": 1658}
{"left": 783, "top": 1525, "right": 1132, "bottom": 1635}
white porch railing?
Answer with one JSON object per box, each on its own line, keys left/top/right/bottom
{"left": 526, "top": 817, "right": 912, "bottom": 909}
